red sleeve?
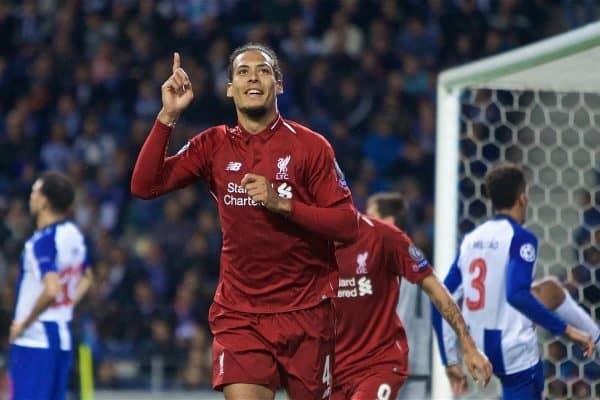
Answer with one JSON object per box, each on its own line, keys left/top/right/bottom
{"left": 288, "top": 136, "right": 358, "bottom": 242}
{"left": 382, "top": 224, "right": 433, "bottom": 283}
{"left": 130, "top": 119, "right": 216, "bottom": 199}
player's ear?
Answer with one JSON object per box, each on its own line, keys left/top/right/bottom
{"left": 226, "top": 82, "right": 233, "bottom": 98}
{"left": 518, "top": 191, "right": 528, "bottom": 207}
{"left": 276, "top": 80, "right": 283, "bottom": 95}
{"left": 39, "top": 194, "right": 50, "bottom": 212}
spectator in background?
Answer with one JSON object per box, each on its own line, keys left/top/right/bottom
{"left": 362, "top": 115, "right": 404, "bottom": 181}
{"left": 322, "top": 11, "right": 364, "bottom": 58}
{"left": 73, "top": 115, "right": 115, "bottom": 172}
{"left": 563, "top": 0, "right": 597, "bottom": 28}
{"left": 40, "top": 122, "right": 72, "bottom": 170}
{"left": 281, "top": 17, "right": 322, "bottom": 62}
{"left": 396, "top": 15, "right": 439, "bottom": 67}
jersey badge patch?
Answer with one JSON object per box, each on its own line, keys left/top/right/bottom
{"left": 519, "top": 243, "right": 536, "bottom": 262}
{"left": 276, "top": 155, "right": 291, "bottom": 180}
{"left": 334, "top": 159, "right": 348, "bottom": 188}
{"left": 409, "top": 244, "right": 429, "bottom": 271}
{"left": 356, "top": 251, "right": 368, "bottom": 274}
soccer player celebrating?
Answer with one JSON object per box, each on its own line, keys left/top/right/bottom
{"left": 131, "top": 44, "right": 357, "bottom": 399}
{"left": 333, "top": 192, "right": 492, "bottom": 400}
{"left": 433, "top": 163, "right": 595, "bottom": 399}
{"left": 9, "top": 171, "right": 93, "bottom": 400}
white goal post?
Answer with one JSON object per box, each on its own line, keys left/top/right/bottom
{"left": 433, "top": 22, "right": 600, "bottom": 399}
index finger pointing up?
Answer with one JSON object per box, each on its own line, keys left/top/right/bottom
{"left": 173, "top": 52, "right": 181, "bottom": 74}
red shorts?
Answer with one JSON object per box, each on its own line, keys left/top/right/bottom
{"left": 209, "top": 300, "right": 334, "bottom": 399}
{"left": 332, "top": 362, "right": 408, "bottom": 400}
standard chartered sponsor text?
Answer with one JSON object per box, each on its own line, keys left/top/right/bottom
{"left": 224, "top": 182, "right": 260, "bottom": 207}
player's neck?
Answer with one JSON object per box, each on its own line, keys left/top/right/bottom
{"left": 237, "top": 107, "right": 279, "bottom": 134}
{"left": 380, "top": 215, "right": 395, "bottom": 226}
{"left": 36, "top": 211, "right": 64, "bottom": 230}
{"left": 495, "top": 208, "right": 524, "bottom": 225}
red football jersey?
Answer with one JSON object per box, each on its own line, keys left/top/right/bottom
{"left": 131, "top": 115, "right": 356, "bottom": 313}
{"left": 334, "top": 214, "right": 433, "bottom": 383}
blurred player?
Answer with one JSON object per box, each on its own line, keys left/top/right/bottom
{"left": 333, "top": 192, "right": 491, "bottom": 400}
{"left": 433, "top": 163, "right": 594, "bottom": 399}
{"left": 130, "top": 43, "right": 357, "bottom": 399}
{"left": 9, "top": 171, "right": 93, "bottom": 400}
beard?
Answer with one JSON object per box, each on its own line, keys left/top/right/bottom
{"left": 239, "top": 105, "right": 268, "bottom": 119}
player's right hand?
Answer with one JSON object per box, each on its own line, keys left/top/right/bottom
{"left": 565, "top": 325, "right": 595, "bottom": 357}
{"left": 463, "top": 346, "right": 492, "bottom": 389}
{"left": 9, "top": 320, "right": 25, "bottom": 343}
{"left": 160, "top": 52, "right": 194, "bottom": 122}
{"left": 445, "top": 364, "right": 468, "bottom": 395}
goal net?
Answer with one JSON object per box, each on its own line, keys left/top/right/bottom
{"left": 433, "top": 22, "right": 600, "bottom": 399}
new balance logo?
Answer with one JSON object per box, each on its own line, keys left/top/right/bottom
{"left": 225, "top": 161, "right": 242, "bottom": 171}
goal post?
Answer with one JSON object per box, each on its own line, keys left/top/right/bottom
{"left": 433, "top": 22, "right": 600, "bottom": 399}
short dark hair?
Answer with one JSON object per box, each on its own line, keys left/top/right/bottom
{"left": 228, "top": 43, "right": 282, "bottom": 82}
{"left": 368, "top": 192, "right": 405, "bottom": 225}
{"left": 39, "top": 171, "right": 75, "bottom": 214}
{"left": 484, "top": 163, "right": 526, "bottom": 210}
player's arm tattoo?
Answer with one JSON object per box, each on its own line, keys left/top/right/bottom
{"left": 420, "top": 274, "right": 469, "bottom": 339}
{"left": 432, "top": 295, "right": 470, "bottom": 340}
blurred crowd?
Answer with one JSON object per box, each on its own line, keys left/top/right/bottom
{"left": 0, "top": 0, "right": 595, "bottom": 391}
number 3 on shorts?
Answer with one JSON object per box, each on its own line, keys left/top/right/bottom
{"left": 322, "top": 355, "right": 331, "bottom": 385}
{"left": 377, "top": 383, "right": 391, "bottom": 400}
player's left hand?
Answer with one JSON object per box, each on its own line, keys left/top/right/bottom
{"left": 445, "top": 364, "right": 468, "bottom": 395}
{"left": 463, "top": 346, "right": 492, "bottom": 388}
{"left": 241, "top": 173, "right": 289, "bottom": 214}
{"left": 565, "top": 325, "right": 595, "bottom": 358}
{"left": 9, "top": 321, "right": 25, "bottom": 343}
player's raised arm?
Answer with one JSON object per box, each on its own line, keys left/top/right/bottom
{"left": 131, "top": 52, "right": 206, "bottom": 199}
{"left": 420, "top": 273, "right": 493, "bottom": 392}
{"left": 158, "top": 52, "right": 194, "bottom": 125}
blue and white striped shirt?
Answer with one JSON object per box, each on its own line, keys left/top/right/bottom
{"left": 14, "top": 220, "right": 90, "bottom": 351}
{"left": 433, "top": 215, "right": 566, "bottom": 375}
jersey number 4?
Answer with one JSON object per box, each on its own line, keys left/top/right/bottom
{"left": 466, "top": 258, "right": 487, "bottom": 311}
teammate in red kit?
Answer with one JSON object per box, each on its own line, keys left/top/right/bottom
{"left": 333, "top": 193, "right": 491, "bottom": 400}
{"left": 131, "top": 43, "right": 358, "bottom": 400}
